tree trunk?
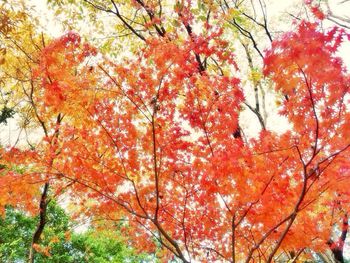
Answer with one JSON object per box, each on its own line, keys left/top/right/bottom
{"left": 327, "top": 214, "right": 348, "bottom": 263}
{"left": 28, "top": 183, "right": 49, "bottom": 263}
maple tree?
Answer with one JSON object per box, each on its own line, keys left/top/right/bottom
{"left": 1, "top": 0, "right": 350, "bottom": 262}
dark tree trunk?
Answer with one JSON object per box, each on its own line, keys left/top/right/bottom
{"left": 28, "top": 183, "right": 49, "bottom": 263}
{"left": 327, "top": 214, "right": 348, "bottom": 263}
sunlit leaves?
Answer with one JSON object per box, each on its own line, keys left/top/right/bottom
{"left": 1, "top": 1, "right": 350, "bottom": 262}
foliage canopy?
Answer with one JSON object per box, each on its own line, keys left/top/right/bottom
{"left": 0, "top": 0, "right": 350, "bottom": 262}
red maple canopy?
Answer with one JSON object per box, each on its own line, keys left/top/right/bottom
{"left": 0, "top": 0, "right": 349, "bottom": 262}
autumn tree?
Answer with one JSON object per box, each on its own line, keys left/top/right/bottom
{"left": 0, "top": 1, "right": 79, "bottom": 261}
{"left": 1, "top": 0, "right": 350, "bottom": 262}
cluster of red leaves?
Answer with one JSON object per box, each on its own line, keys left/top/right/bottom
{"left": 304, "top": 0, "right": 326, "bottom": 20}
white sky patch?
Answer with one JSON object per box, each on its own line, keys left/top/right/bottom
{"left": 29, "top": 0, "right": 63, "bottom": 37}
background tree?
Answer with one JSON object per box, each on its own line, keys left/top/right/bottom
{"left": 0, "top": 202, "right": 153, "bottom": 262}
